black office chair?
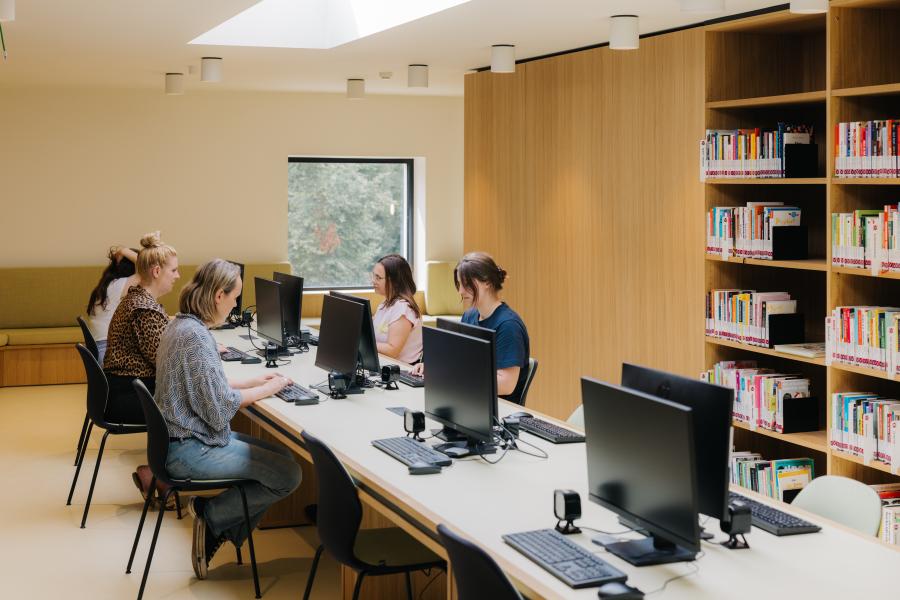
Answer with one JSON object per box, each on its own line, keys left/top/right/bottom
{"left": 517, "top": 357, "right": 539, "bottom": 406}
{"left": 74, "top": 316, "right": 99, "bottom": 465}
{"left": 67, "top": 344, "right": 149, "bottom": 528}
{"left": 127, "top": 379, "right": 260, "bottom": 600}
{"left": 301, "top": 431, "right": 445, "bottom": 600}
{"left": 436, "top": 524, "right": 523, "bottom": 600}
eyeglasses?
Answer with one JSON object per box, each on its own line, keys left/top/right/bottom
{"left": 371, "top": 272, "right": 385, "bottom": 282}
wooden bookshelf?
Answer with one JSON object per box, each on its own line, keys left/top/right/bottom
{"left": 705, "top": 255, "right": 829, "bottom": 271}
{"left": 732, "top": 420, "right": 828, "bottom": 453}
{"left": 705, "top": 337, "right": 826, "bottom": 366}
{"left": 704, "top": 178, "right": 827, "bottom": 185}
{"left": 703, "top": 5, "right": 900, "bottom": 508}
{"left": 706, "top": 90, "right": 826, "bottom": 109}
{"left": 831, "top": 266, "right": 900, "bottom": 280}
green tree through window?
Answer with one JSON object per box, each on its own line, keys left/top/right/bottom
{"left": 288, "top": 159, "right": 412, "bottom": 288}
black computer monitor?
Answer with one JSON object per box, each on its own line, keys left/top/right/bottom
{"left": 423, "top": 327, "right": 497, "bottom": 450}
{"left": 436, "top": 318, "right": 497, "bottom": 420}
{"left": 254, "top": 277, "right": 288, "bottom": 355}
{"left": 329, "top": 291, "right": 380, "bottom": 374}
{"left": 273, "top": 272, "right": 304, "bottom": 340}
{"left": 315, "top": 294, "right": 365, "bottom": 377}
{"left": 621, "top": 363, "right": 733, "bottom": 523}
{"left": 582, "top": 376, "right": 699, "bottom": 566}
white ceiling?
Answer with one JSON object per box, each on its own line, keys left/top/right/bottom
{"left": 0, "top": 0, "right": 782, "bottom": 96}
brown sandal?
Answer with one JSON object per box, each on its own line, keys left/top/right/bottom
{"left": 132, "top": 465, "right": 177, "bottom": 510}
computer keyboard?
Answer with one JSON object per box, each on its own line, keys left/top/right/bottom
{"left": 308, "top": 333, "right": 319, "bottom": 346}
{"left": 729, "top": 492, "right": 821, "bottom": 536}
{"left": 275, "top": 383, "right": 319, "bottom": 405}
{"left": 397, "top": 371, "right": 424, "bottom": 388}
{"left": 372, "top": 436, "right": 452, "bottom": 467}
{"left": 220, "top": 346, "right": 249, "bottom": 362}
{"left": 503, "top": 529, "right": 627, "bottom": 589}
{"left": 518, "top": 417, "right": 585, "bottom": 444}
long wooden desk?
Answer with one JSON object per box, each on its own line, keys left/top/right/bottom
{"left": 213, "top": 327, "right": 900, "bottom": 599}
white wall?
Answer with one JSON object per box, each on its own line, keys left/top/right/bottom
{"left": 0, "top": 86, "right": 464, "bottom": 269}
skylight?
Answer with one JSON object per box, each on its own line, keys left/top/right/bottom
{"left": 190, "top": 0, "right": 471, "bottom": 49}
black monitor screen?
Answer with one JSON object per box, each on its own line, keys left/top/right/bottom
{"left": 582, "top": 377, "right": 699, "bottom": 553}
{"left": 329, "top": 291, "right": 380, "bottom": 373}
{"left": 423, "top": 327, "right": 495, "bottom": 443}
{"left": 621, "top": 363, "right": 733, "bottom": 521}
{"left": 255, "top": 277, "right": 285, "bottom": 348}
{"left": 228, "top": 261, "right": 245, "bottom": 319}
{"left": 273, "top": 272, "right": 304, "bottom": 338}
{"left": 316, "top": 294, "right": 364, "bottom": 375}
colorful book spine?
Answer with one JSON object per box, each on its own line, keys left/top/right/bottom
{"left": 700, "top": 124, "right": 813, "bottom": 180}
{"left": 835, "top": 120, "right": 900, "bottom": 179}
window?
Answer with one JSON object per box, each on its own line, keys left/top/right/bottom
{"left": 287, "top": 158, "right": 413, "bottom": 289}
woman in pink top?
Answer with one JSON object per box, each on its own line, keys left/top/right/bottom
{"left": 371, "top": 254, "right": 423, "bottom": 364}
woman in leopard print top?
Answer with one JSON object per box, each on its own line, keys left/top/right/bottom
{"left": 103, "top": 232, "right": 179, "bottom": 424}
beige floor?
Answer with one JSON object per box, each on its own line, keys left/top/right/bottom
{"left": 0, "top": 384, "right": 341, "bottom": 600}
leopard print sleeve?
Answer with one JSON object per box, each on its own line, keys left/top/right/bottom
{"left": 131, "top": 308, "right": 169, "bottom": 369}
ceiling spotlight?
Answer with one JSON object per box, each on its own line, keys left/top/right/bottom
{"left": 609, "top": 15, "right": 639, "bottom": 50}
{"left": 347, "top": 78, "right": 365, "bottom": 99}
{"left": 165, "top": 73, "right": 185, "bottom": 95}
{"left": 408, "top": 64, "right": 429, "bottom": 87}
{"left": 679, "top": 0, "right": 725, "bottom": 12}
{"left": 0, "top": 0, "right": 14, "bottom": 22}
{"left": 790, "top": 0, "right": 828, "bottom": 13}
{"left": 201, "top": 57, "right": 223, "bottom": 82}
{"left": 491, "top": 45, "right": 515, "bottom": 73}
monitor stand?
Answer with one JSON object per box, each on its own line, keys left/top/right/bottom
{"left": 431, "top": 426, "right": 497, "bottom": 457}
{"left": 603, "top": 533, "right": 696, "bottom": 567}
{"left": 256, "top": 345, "right": 292, "bottom": 358}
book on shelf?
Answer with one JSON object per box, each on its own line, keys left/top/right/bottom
{"left": 700, "top": 124, "right": 813, "bottom": 180}
{"left": 706, "top": 289, "right": 798, "bottom": 347}
{"left": 730, "top": 451, "right": 814, "bottom": 502}
{"left": 704, "top": 360, "right": 812, "bottom": 433}
{"left": 872, "top": 483, "right": 900, "bottom": 544}
{"left": 834, "top": 120, "right": 900, "bottom": 179}
{"left": 831, "top": 205, "right": 900, "bottom": 275}
{"left": 707, "top": 202, "right": 802, "bottom": 260}
{"left": 824, "top": 307, "right": 900, "bottom": 375}
{"left": 830, "top": 392, "right": 900, "bottom": 474}
{"left": 771, "top": 342, "right": 826, "bottom": 358}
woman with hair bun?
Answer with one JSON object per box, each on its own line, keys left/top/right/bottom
{"left": 104, "top": 231, "right": 180, "bottom": 424}
{"left": 413, "top": 252, "right": 531, "bottom": 405}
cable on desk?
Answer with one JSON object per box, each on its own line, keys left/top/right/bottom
{"left": 580, "top": 524, "right": 640, "bottom": 537}
{"left": 493, "top": 417, "right": 549, "bottom": 460}
{"left": 644, "top": 551, "right": 704, "bottom": 596}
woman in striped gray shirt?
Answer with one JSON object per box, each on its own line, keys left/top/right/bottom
{"left": 154, "top": 259, "right": 301, "bottom": 580}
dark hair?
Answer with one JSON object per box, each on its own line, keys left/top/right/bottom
{"left": 378, "top": 254, "right": 421, "bottom": 319}
{"left": 454, "top": 252, "right": 508, "bottom": 303}
{"left": 86, "top": 248, "right": 137, "bottom": 315}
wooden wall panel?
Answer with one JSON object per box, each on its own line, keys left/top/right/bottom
{"left": 0, "top": 345, "right": 86, "bottom": 387}
{"left": 465, "top": 30, "right": 706, "bottom": 420}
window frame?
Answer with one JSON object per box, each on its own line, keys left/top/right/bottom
{"left": 287, "top": 156, "right": 415, "bottom": 291}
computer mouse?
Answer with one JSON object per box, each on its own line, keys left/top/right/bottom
{"left": 241, "top": 356, "right": 262, "bottom": 364}
{"left": 408, "top": 461, "right": 441, "bottom": 475}
{"left": 507, "top": 411, "right": 533, "bottom": 420}
{"left": 597, "top": 581, "right": 644, "bottom": 599}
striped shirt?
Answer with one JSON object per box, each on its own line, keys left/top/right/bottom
{"left": 155, "top": 313, "right": 242, "bottom": 446}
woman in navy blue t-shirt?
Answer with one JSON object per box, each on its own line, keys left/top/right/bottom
{"left": 413, "top": 252, "right": 530, "bottom": 404}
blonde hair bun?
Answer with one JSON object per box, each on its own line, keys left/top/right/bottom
{"left": 140, "top": 231, "right": 162, "bottom": 249}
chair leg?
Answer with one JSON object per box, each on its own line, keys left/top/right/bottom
{"left": 127, "top": 476, "right": 157, "bottom": 574}
{"left": 80, "top": 430, "right": 110, "bottom": 528}
{"left": 404, "top": 571, "right": 413, "bottom": 600}
{"left": 137, "top": 489, "right": 172, "bottom": 600}
{"left": 235, "top": 545, "right": 243, "bottom": 565}
{"left": 351, "top": 572, "right": 366, "bottom": 600}
{"left": 238, "top": 487, "right": 261, "bottom": 599}
{"left": 173, "top": 491, "right": 183, "bottom": 519}
{"left": 74, "top": 413, "right": 91, "bottom": 465}
{"left": 302, "top": 545, "right": 324, "bottom": 600}
{"left": 67, "top": 421, "right": 93, "bottom": 505}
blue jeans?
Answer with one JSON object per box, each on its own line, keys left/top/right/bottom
{"left": 96, "top": 339, "right": 107, "bottom": 366}
{"left": 166, "top": 431, "right": 301, "bottom": 546}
